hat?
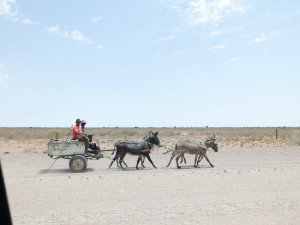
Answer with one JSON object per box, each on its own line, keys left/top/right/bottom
{"left": 81, "top": 120, "right": 87, "bottom": 124}
{"left": 75, "top": 119, "right": 82, "bottom": 123}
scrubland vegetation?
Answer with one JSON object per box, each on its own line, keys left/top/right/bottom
{"left": 0, "top": 127, "right": 300, "bottom": 148}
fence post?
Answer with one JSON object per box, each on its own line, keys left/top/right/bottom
{"left": 276, "top": 129, "right": 278, "bottom": 140}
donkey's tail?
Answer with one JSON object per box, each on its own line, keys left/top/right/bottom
{"left": 171, "top": 144, "right": 178, "bottom": 155}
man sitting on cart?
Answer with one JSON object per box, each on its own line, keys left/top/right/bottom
{"left": 72, "top": 119, "right": 90, "bottom": 153}
{"left": 81, "top": 120, "right": 87, "bottom": 133}
{"left": 80, "top": 120, "right": 101, "bottom": 155}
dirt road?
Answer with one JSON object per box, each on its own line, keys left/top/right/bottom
{"left": 1, "top": 146, "right": 300, "bottom": 225}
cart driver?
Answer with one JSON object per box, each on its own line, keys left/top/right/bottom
{"left": 72, "top": 119, "right": 89, "bottom": 152}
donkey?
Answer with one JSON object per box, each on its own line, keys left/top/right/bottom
{"left": 110, "top": 140, "right": 134, "bottom": 168}
{"left": 166, "top": 135, "right": 218, "bottom": 169}
{"left": 108, "top": 131, "right": 161, "bottom": 170}
{"left": 109, "top": 140, "right": 146, "bottom": 168}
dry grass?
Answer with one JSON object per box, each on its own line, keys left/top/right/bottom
{"left": 0, "top": 127, "right": 300, "bottom": 148}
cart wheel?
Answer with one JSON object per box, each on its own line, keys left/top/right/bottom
{"left": 69, "top": 155, "right": 87, "bottom": 172}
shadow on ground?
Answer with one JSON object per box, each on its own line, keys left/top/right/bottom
{"left": 38, "top": 168, "right": 95, "bottom": 174}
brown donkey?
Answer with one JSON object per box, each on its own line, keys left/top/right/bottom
{"left": 166, "top": 135, "right": 218, "bottom": 169}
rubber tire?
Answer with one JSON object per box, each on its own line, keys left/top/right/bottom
{"left": 69, "top": 155, "right": 87, "bottom": 173}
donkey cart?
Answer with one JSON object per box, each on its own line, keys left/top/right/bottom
{"left": 48, "top": 135, "right": 105, "bottom": 172}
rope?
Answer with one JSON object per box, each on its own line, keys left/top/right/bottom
{"left": 162, "top": 148, "right": 175, "bottom": 154}
{"left": 101, "top": 151, "right": 112, "bottom": 160}
{"left": 39, "top": 126, "right": 73, "bottom": 175}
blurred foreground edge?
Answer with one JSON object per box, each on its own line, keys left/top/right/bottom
{"left": 0, "top": 160, "right": 13, "bottom": 225}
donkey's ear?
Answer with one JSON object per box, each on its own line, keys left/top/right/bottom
{"left": 155, "top": 132, "right": 158, "bottom": 136}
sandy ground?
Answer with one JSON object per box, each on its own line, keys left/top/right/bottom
{"left": 1, "top": 142, "right": 300, "bottom": 225}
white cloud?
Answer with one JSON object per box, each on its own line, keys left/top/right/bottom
{"left": 254, "top": 37, "right": 267, "bottom": 43}
{"left": 158, "top": 35, "right": 174, "bottom": 42}
{"left": 91, "top": 16, "right": 102, "bottom": 22}
{"left": 0, "top": 73, "right": 9, "bottom": 86}
{"left": 249, "top": 35, "right": 267, "bottom": 44}
{"left": 0, "top": 0, "right": 15, "bottom": 16}
{"left": 0, "top": 0, "right": 39, "bottom": 25}
{"left": 244, "top": 34, "right": 268, "bottom": 45}
{"left": 47, "top": 25, "right": 92, "bottom": 44}
{"left": 228, "top": 56, "right": 239, "bottom": 62}
{"left": 48, "top": 25, "right": 60, "bottom": 34}
{"left": 244, "top": 29, "right": 286, "bottom": 45}
{"left": 11, "top": 17, "right": 39, "bottom": 25}
{"left": 271, "top": 29, "right": 285, "bottom": 36}
{"left": 96, "top": 44, "right": 103, "bottom": 49}
{"left": 170, "top": 0, "right": 247, "bottom": 24}
{"left": 68, "top": 30, "right": 92, "bottom": 43}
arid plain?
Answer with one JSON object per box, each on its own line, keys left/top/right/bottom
{"left": 1, "top": 127, "right": 300, "bottom": 225}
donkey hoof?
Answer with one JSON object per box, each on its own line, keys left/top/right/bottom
{"left": 177, "top": 166, "right": 181, "bottom": 169}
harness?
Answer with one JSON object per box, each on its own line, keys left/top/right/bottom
{"left": 137, "top": 141, "right": 153, "bottom": 154}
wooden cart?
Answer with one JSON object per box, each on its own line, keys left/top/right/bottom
{"left": 48, "top": 139, "right": 104, "bottom": 172}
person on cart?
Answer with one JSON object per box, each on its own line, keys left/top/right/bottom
{"left": 81, "top": 120, "right": 87, "bottom": 133}
{"left": 80, "top": 120, "right": 101, "bottom": 155}
{"left": 72, "top": 119, "right": 89, "bottom": 153}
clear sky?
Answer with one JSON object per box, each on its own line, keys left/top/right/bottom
{"left": 0, "top": 0, "right": 299, "bottom": 127}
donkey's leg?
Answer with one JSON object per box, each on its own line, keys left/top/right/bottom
{"left": 194, "top": 154, "right": 199, "bottom": 168}
{"left": 117, "top": 154, "right": 128, "bottom": 168}
{"left": 180, "top": 156, "right": 184, "bottom": 164}
{"left": 108, "top": 153, "right": 119, "bottom": 168}
{"left": 137, "top": 155, "right": 145, "bottom": 168}
{"left": 145, "top": 154, "right": 157, "bottom": 169}
{"left": 196, "top": 155, "right": 203, "bottom": 167}
{"left": 108, "top": 160, "right": 114, "bottom": 169}
{"left": 175, "top": 154, "right": 182, "bottom": 169}
{"left": 122, "top": 159, "right": 128, "bottom": 168}
{"left": 141, "top": 155, "right": 146, "bottom": 168}
{"left": 117, "top": 159, "right": 128, "bottom": 168}
{"left": 166, "top": 151, "right": 178, "bottom": 167}
{"left": 179, "top": 155, "right": 187, "bottom": 164}
{"left": 119, "top": 152, "right": 127, "bottom": 170}
{"left": 116, "top": 159, "right": 120, "bottom": 167}
{"left": 203, "top": 153, "right": 214, "bottom": 167}
{"left": 136, "top": 156, "right": 142, "bottom": 170}
{"left": 115, "top": 155, "right": 120, "bottom": 167}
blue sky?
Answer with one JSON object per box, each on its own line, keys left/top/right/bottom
{"left": 0, "top": 0, "right": 299, "bottom": 127}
